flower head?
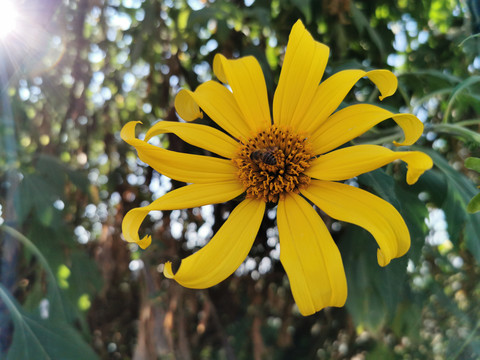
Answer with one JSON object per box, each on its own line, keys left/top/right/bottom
{"left": 121, "top": 20, "right": 433, "bottom": 316}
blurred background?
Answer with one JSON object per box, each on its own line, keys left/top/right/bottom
{"left": 1, "top": 0, "right": 480, "bottom": 359}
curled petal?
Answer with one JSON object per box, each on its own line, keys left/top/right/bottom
{"left": 277, "top": 193, "right": 347, "bottom": 316}
{"left": 306, "top": 144, "right": 433, "bottom": 185}
{"left": 145, "top": 121, "right": 239, "bottom": 159}
{"left": 309, "top": 104, "right": 424, "bottom": 155}
{"left": 175, "top": 81, "right": 251, "bottom": 140}
{"left": 302, "top": 180, "right": 410, "bottom": 267}
{"left": 299, "top": 69, "right": 398, "bottom": 133}
{"left": 121, "top": 121, "right": 238, "bottom": 183}
{"left": 213, "top": 54, "right": 271, "bottom": 132}
{"left": 174, "top": 89, "right": 203, "bottom": 121}
{"left": 122, "top": 181, "right": 245, "bottom": 249}
{"left": 164, "top": 198, "right": 265, "bottom": 288}
{"left": 273, "top": 20, "right": 330, "bottom": 128}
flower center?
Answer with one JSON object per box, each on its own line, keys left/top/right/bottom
{"left": 233, "top": 125, "right": 314, "bottom": 203}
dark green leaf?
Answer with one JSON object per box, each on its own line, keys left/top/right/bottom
{"left": 394, "top": 182, "right": 429, "bottom": 263}
{"left": 391, "top": 300, "right": 423, "bottom": 339}
{"left": 358, "top": 167, "right": 429, "bottom": 263}
{"left": 350, "top": 2, "right": 386, "bottom": 59}
{"left": 37, "top": 154, "right": 90, "bottom": 193}
{"left": 291, "top": 0, "right": 311, "bottom": 23}
{"left": 422, "top": 148, "right": 480, "bottom": 262}
{"left": 0, "top": 285, "right": 99, "bottom": 360}
{"left": 188, "top": 8, "right": 225, "bottom": 29}
{"left": 358, "top": 169, "right": 400, "bottom": 209}
{"left": 428, "top": 124, "right": 480, "bottom": 144}
{"left": 68, "top": 252, "right": 103, "bottom": 302}
{"left": 444, "top": 75, "right": 480, "bottom": 123}
{"left": 399, "top": 70, "right": 461, "bottom": 85}
{"left": 14, "top": 173, "right": 60, "bottom": 226}
{"left": 36, "top": 155, "right": 67, "bottom": 190}
{"left": 340, "top": 226, "right": 408, "bottom": 332}
{"left": 1, "top": 225, "right": 67, "bottom": 322}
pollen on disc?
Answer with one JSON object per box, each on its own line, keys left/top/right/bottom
{"left": 233, "top": 125, "right": 314, "bottom": 203}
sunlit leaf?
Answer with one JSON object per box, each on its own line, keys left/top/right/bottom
{"left": 465, "top": 157, "right": 480, "bottom": 173}
{"left": 467, "top": 193, "right": 480, "bottom": 213}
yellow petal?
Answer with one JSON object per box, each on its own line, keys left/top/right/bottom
{"left": 306, "top": 145, "right": 433, "bottom": 185}
{"left": 145, "top": 121, "right": 239, "bottom": 159}
{"left": 277, "top": 193, "right": 347, "bottom": 316}
{"left": 299, "top": 69, "right": 397, "bottom": 133}
{"left": 302, "top": 180, "right": 410, "bottom": 267}
{"left": 122, "top": 181, "right": 245, "bottom": 249}
{"left": 121, "top": 121, "right": 238, "bottom": 183}
{"left": 174, "top": 89, "right": 203, "bottom": 121}
{"left": 273, "top": 20, "right": 330, "bottom": 128}
{"left": 164, "top": 198, "right": 265, "bottom": 288}
{"left": 213, "top": 54, "right": 271, "bottom": 132}
{"left": 310, "top": 104, "right": 424, "bottom": 155}
{"left": 175, "top": 81, "right": 252, "bottom": 140}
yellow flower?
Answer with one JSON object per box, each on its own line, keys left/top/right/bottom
{"left": 121, "top": 20, "right": 433, "bottom": 316}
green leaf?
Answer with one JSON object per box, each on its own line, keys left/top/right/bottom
{"left": 350, "top": 2, "right": 386, "bottom": 59}
{"left": 467, "top": 193, "right": 480, "bottom": 213}
{"left": 394, "top": 182, "right": 429, "bottom": 263}
{"left": 459, "top": 33, "right": 480, "bottom": 47}
{"left": 35, "top": 155, "right": 67, "bottom": 190}
{"left": 411, "top": 87, "right": 453, "bottom": 107}
{"left": 14, "top": 156, "right": 90, "bottom": 226}
{"left": 444, "top": 75, "right": 480, "bottom": 123}
{"left": 391, "top": 300, "right": 423, "bottom": 339}
{"left": 68, "top": 252, "right": 103, "bottom": 303}
{"left": 346, "top": 169, "right": 420, "bottom": 331}
{"left": 0, "top": 285, "right": 99, "bottom": 360}
{"left": 358, "top": 169, "right": 400, "bottom": 209}
{"left": 291, "top": 0, "right": 311, "bottom": 23}
{"left": 358, "top": 166, "right": 431, "bottom": 262}
{"left": 1, "top": 225, "right": 66, "bottom": 321}
{"left": 399, "top": 70, "right": 461, "bottom": 85}
{"left": 428, "top": 124, "right": 480, "bottom": 144}
{"left": 188, "top": 8, "right": 226, "bottom": 29}
{"left": 465, "top": 157, "right": 480, "bottom": 173}
{"left": 422, "top": 149, "right": 480, "bottom": 262}
{"left": 36, "top": 154, "right": 90, "bottom": 193}
{"left": 14, "top": 173, "right": 60, "bottom": 226}
{"left": 340, "top": 226, "right": 408, "bottom": 332}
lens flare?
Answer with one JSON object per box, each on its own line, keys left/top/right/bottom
{"left": 0, "top": 2, "right": 18, "bottom": 39}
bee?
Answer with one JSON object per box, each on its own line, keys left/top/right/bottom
{"left": 250, "top": 147, "right": 278, "bottom": 165}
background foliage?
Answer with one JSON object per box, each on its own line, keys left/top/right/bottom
{"left": 1, "top": 0, "right": 480, "bottom": 359}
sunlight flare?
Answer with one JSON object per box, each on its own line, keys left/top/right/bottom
{"left": 0, "top": 1, "right": 18, "bottom": 39}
